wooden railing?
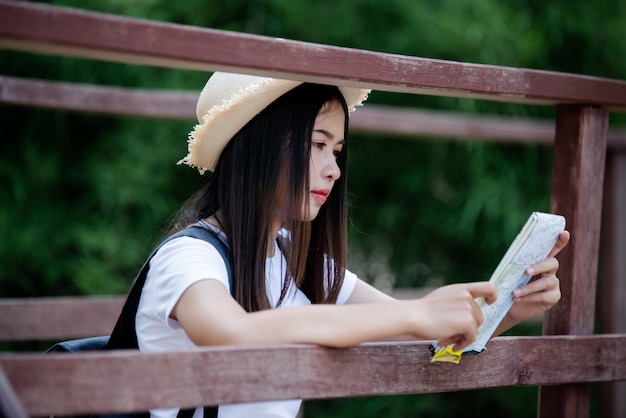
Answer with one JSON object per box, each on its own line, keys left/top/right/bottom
{"left": 1, "top": 1, "right": 625, "bottom": 418}
{"left": 1, "top": 335, "right": 625, "bottom": 417}
{"left": 2, "top": 74, "right": 626, "bottom": 149}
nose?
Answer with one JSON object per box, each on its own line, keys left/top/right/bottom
{"left": 322, "top": 154, "right": 341, "bottom": 181}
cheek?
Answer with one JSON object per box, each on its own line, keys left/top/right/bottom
{"left": 308, "top": 153, "right": 318, "bottom": 175}
{"left": 309, "top": 150, "right": 332, "bottom": 181}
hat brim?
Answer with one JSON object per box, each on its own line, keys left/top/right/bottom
{"left": 180, "top": 73, "right": 370, "bottom": 174}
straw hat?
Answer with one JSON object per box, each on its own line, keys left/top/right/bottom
{"left": 179, "top": 72, "right": 370, "bottom": 174}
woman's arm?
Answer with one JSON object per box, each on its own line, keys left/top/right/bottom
{"left": 172, "top": 279, "right": 497, "bottom": 351}
{"left": 173, "top": 231, "right": 568, "bottom": 350}
{"left": 345, "top": 278, "right": 396, "bottom": 303}
{"left": 344, "top": 230, "right": 570, "bottom": 339}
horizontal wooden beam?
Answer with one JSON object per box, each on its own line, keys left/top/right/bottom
{"left": 1, "top": 2, "right": 625, "bottom": 110}
{"left": 2, "top": 76, "right": 626, "bottom": 149}
{"left": 353, "top": 103, "right": 626, "bottom": 149}
{"left": 0, "top": 75, "right": 197, "bottom": 119}
{"left": 0, "top": 292, "right": 540, "bottom": 342}
{"left": 0, "top": 292, "right": 433, "bottom": 342}
{"left": 0, "top": 296, "right": 123, "bottom": 341}
{"left": 1, "top": 335, "right": 624, "bottom": 417}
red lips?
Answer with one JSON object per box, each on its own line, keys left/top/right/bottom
{"left": 311, "top": 189, "right": 330, "bottom": 204}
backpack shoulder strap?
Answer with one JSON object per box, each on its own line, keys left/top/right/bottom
{"left": 45, "top": 335, "right": 110, "bottom": 353}
{"left": 106, "top": 225, "right": 232, "bottom": 350}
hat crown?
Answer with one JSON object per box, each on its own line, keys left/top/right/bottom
{"left": 196, "top": 73, "right": 276, "bottom": 122}
{"left": 183, "top": 72, "right": 370, "bottom": 174}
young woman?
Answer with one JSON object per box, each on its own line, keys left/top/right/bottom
{"left": 135, "top": 72, "right": 569, "bottom": 418}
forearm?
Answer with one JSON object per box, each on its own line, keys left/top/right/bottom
{"left": 213, "top": 301, "right": 415, "bottom": 348}
{"left": 177, "top": 279, "right": 498, "bottom": 351}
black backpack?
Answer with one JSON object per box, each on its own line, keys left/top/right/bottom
{"left": 47, "top": 225, "right": 232, "bottom": 418}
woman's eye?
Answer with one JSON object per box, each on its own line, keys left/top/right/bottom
{"left": 312, "top": 142, "right": 325, "bottom": 150}
{"left": 333, "top": 150, "right": 345, "bottom": 159}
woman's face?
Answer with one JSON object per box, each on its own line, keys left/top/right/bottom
{"left": 305, "top": 99, "right": 346, "bottom": 221}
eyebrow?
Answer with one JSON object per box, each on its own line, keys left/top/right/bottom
{"left": 313, "top": 129, "right": 345, "bottom": 145}
{"left": 313, "top": 129, "right": 334, "bottom": 139}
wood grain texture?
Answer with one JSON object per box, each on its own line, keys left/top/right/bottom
{"left": 0, "top": 75, "right": 197, "bottom": 119}
{"left": 598, "top": 151, "right": 626, "bottom": 418}
{"left": 546, "top": 105, "right": 609, "bottom": 335}
{"left": 1, "top": 1, "right": 626, "bottom": 109}
{"left": 598, "top": 151, "right": 626, "bottom": 336}
{"left": 0, "top": 335, "right": 624, "bottom": 417}
{"left": 541, "top": 106, "right": 609, "bottom": 418}
{"left": 0, "top": 3, "right": 624, "bottom": 418}
{"left": 0, "top": 292, "right": 429, "bottom": 341}
{"left": 0, "top": 291, "right": 540, "bottom": 342}
{"left": 2, "top": 76, "right": 626, "bottom": 149}
{"left": 0, "top": 297, "right": 123, "bottom": 341}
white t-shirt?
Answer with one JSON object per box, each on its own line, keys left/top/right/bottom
{"left": 136, "top": 225, "right": 357, "bottom": 418}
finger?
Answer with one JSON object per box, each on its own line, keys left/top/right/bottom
{"left": 452, "top": 335, "right": 473, "bottom": 352}
{"left": 513, "top": 286, "right": 561, "bottom": 306}
{"left": 439, "top": 333, "right": 472, "bottom": 352}
{"left": 437, "top": 334, "right": 462, "bottom": 347}
{"left": 459, "top": 314, "right": 479, "bottom": 348}
{"left": 436, "top": 312, "right": 481, "bottom": 350}
{"left": 526, "top": 257, "right": 559, "bottom": 277}
{"left": 514, "top": 275, "right": 559, "bottom": 299}
{"left": 547, "top": 230, "right": 570, "bottom": 258}
{"left": 471, "top": 297, "right": 485, "bottom": 326}
{"left": 464, "top": 282, "right": 498, "bottom": 304}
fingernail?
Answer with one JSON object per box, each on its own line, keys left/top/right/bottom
{"left": 513, "top": 289, "right": 521, "bottom": 297}
{"left": 526, "top": 267, "right": 535, "bottom": 276}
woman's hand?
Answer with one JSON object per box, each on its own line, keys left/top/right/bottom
{"left": 414, "top": 282, "right": 498, "bottom": 351}
{"left": 346, "top": 279, "right": 497, "bottom": 349}
{"left": 501, "top": 230, "right": 570, "bottom": 327}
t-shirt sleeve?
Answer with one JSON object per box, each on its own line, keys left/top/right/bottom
{"left": 336, "top": 268, "right": 357, "bottom": 305}
{"left": 145, "top": 236, "right": 230, "bottom": 327}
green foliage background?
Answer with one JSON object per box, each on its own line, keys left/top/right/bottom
{"left": 1, "top": 0, "right": 625, "bottom": 416}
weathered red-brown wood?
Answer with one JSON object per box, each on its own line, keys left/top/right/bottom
{"left": 0, "top": 3, "right": 624, "bottom": 418}
{"left": 353, "top": 105, "right": 626, "bottom": 149}
{"left": 0, "top": 297, "right": 123, "bottom": 341}
{"left": 545, "top": 105, "right": 609, "bottom": 334}
{"left": 3, "top": 76, "right": 626, "bottom": 150}
{"left": 540, "top": 105, "right": 609, "bottom": 418}
{"left": 356, "top": 105, "right": 550, "bottom": 145}
{"left": 0, "top": 75, "right": 197, "bottom": 119}
{"left": 0, "top": 291, "right": 540, "bottom": 343}
{"left": 0, "top": 292, "right": 428, "bottom": 342}
{"left": 0, "top": 367, "right": 28, "bottom": 418}
{"left": 1, "top": 1, "right": 626, "bottom": 109}
{"left": 0, "top": 335, "right": 624, "bottom": 417}
{"left": 598, "top": 150, "right": 626, "bottom": 418}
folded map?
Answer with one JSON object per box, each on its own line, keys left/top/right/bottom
{"left": 431, "top": 211, "right": 566, "bottom": 363}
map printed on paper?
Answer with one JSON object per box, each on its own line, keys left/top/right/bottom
{"left": 431, "top": 212, "right": 566, "bottom": 363}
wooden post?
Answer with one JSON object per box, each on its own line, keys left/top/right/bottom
{"left": 598, "top": 150, "right": 626, "bottom": 418}
{"left": 539, "top": 105, "right": 609, "bottom": 418}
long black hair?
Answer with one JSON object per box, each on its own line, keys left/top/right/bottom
{"left": 172, "top": 83, "right": 350, "bottom": 312}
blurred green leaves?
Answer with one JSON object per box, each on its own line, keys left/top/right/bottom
{"left": 3, "top": 0, "right": 623, "bottom": 317}
{"left": 1, "top": 1, "right": 624, "bottom": 416}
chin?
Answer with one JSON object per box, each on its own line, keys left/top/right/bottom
{"left": 304, "top": 207, "right": 321, "bottom": 222}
